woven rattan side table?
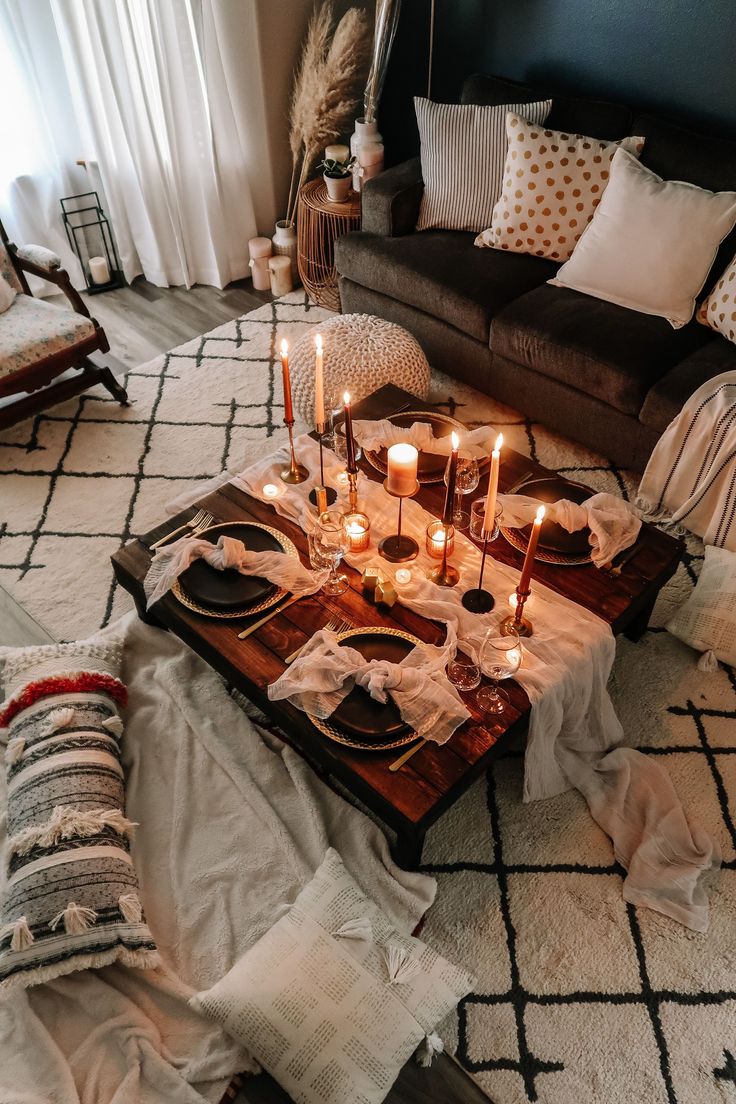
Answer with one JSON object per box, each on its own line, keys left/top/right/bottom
{"left": 297, "top": 178, "right": 361, "bottom": 311}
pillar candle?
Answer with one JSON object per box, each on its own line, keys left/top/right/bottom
{"left": 343, "top": 390, "right": 356, "bottom": 472}
{"left": 483, "top": 432, "right": 503, "bottom": 533}
{"left": 89, "top": 255, "right": 110, "bottom": 284}
{"left": 386, "top": 442, "right": 418, "bottom": 496}
{"left": 518, "top": 505, "right": 545, "bottom": 595}
{"left": 248, "top": 236, "right": 272, "bottom": 291}
{"left": 315, "top": 335, "right": 325, "bottom": 429}
{"left": 268, "top": 255, "right": 292, "bottom": 296}
{"left": 325, "top": 143, "right": 350, "bottom": 162}
{"left": 280, "top": 339, "right": 294, "bottom": 424}
{"left": 442, "top": 432, "right": 460, "bottom": 525}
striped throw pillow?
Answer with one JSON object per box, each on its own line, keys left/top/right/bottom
{"left": 0, "top": 639, "right": 158, "bottom": 992}
{"left": 414, "top": 96, "right": 552, "bottom": 233}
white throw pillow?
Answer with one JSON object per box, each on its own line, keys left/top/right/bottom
{"left": 549, "top": 148, "right": 736, "bottom": 328}
{"left": 697, "top": 250, "right": 736, "bottom": 344}
{"left": 476, "top": 113, "right": 644, "bottom": 261}
{"left": 667, "top": 545, "right": 736, "bottom": 669}
{"left": 415, "top": 96, "right": 552, "bottom": 233}
{"left": 0, "top": 275, "right": 16, "bottom": 313}
{"left": 191, "top": 849, "right": 473, "bottom": 1104}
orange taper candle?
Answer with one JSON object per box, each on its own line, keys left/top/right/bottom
{"left": 518, "top": 505, "right": 545, "bottom": 594}
{"left": 280, "top": 338, "right": 294, "bottom": 425}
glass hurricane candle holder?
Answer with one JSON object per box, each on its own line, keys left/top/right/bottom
{"left": 426, "top": 519, "right": 455, "bottom": 559}
{"left": 344, "top": 512, "right": 370, "bottom": 553}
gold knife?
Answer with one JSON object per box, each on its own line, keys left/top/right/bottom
{"left": 237, "top": 593, "right": 301, "bottom": 639}
{"left": 389, "top": 738, "right": 427, "bottom": 772}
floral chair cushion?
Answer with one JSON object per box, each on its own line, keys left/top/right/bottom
{"left": 0, "top": 294, "right": 96, "bottom": 380}
{"left": 0, "top": 238, "right": 22, "bottom": 293}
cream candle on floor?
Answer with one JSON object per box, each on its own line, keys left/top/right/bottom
{"left": 483, "top": 432, "right": 503, "bottom": 533}
{"left": 268, "top": 255, "right": 292, "bottom": 296}
{"left": 386, "top": 443, "right": 418, "bottom": 496}
{"left": 89, "top": 256, "right": 110, "bottom": 284}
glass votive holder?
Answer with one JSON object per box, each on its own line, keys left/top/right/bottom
{"left": 344, "top": 512, "right": 370, "bottom": 553}
{"left": 425, "top": 519, "right": 455, "bottom": 559}
{"left": 470, "top": 499, "right": 503, "bottom": 542}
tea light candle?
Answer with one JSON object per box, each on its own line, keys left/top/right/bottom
{"left": 425, "top": 520, "right": 454, "bottom": 559}
{"left": 508, "top": 591, "right": 534, "bottom": 610}
{"left": 344, "top": 512, "right": 370, "bottom": 553}
{"left": 263, "top": 483, "right": 281, "bottom": 499}
{"left": 483, "top": 432, "right": 503, "bottom": 534}
{"left": 395, "top": 568, "right": 412, "bottom": 585}
{"left": 386, "top": 442, "right": 418, "bottom": 496}
{"left": 518, "top": 505, "right": 545, "bottom": 595}
{"left": 280, "top": 339, "right": 294, "bottom": 424}
{"left": 315, "top": 335, "right": 325, "bottom": 430}
{"left": 89, "top": 255, "right": 110, "bottom": 284}
{"left": 336, "top": 470, "right": 349, "bottom": 486}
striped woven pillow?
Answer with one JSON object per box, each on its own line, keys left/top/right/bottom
{"left": 414, "top": 96, "right": 552, "bottom": 233}
{"left": 0, "top": 639, "right": 158, "bottom": 992}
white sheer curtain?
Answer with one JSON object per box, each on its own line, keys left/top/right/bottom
{"left": 51, "top": 0, "right": 259, "bottom": 288}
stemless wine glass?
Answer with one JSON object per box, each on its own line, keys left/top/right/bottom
{"left": 309, "top": 510, "right": 350, "bottom": 595}
{"left": 477, "top": 626, "right": 522, "bottom": 715}
{"left": 446, "top": 652, "right": 482, "bottom": 691}
{"left": 445, "top": 449, "right": 480, "bottom": 529}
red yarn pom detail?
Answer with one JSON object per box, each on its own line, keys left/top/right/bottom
{"left": 0, "top": 673, "right": 127, "bottom": 728}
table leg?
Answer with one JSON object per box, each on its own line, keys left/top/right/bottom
{"left": 624, "top": 594, "right": 657, "bottom": 642}
{"left": 393, "top": 827, "right": 425, "bottom": 871}
{"left": 132, "top": 591, "right": 167, "bottom": 630}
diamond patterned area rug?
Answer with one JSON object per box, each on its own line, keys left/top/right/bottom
{"left": 1, "top": 290, "right": 735, "bottom": 1104}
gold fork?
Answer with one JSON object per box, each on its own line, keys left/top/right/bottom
{"left": 150, "top": 508, "right": 214, "bottom": 551}
{"left": 283, "top": 614, "right": 352, "bottom": 664}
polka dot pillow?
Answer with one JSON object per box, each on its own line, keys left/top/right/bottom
{"left": 697, "top": 251, "right": 736, "bottom": 343}
{"left": 476, "top": 113, "right": 644, "bottom": 261}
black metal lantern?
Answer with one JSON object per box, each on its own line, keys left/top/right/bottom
{"left": 60, "top": 191, "right": 124, "bottom": 294}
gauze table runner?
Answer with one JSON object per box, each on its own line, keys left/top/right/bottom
{"left": 231, "top": 434, "right": 719, "bottom": 931}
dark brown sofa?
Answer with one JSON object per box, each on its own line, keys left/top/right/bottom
{"left": 335, "top": 74, "right": 736, "bottom": 470}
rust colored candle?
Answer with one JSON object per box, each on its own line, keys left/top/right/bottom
{"left": 518, "top": 504, "right": 545, "bottom": 594}
{"left": 343, "top": 390, "right": 357, "bottom": 472}
{"left": 280, "top": 339, "right": 294, "bottom": 424}
{"left": 442, "top": 431, "right": 460, "bottom": 525}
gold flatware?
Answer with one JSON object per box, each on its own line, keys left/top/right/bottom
{"left": 237, "top": 593, "right": 302, "bottom": 639}
{"left": 389, "top": 738, "right": 427, "bottom": 772}
{"left": 283, "top": 614, "right": 352, "bottom": 664}
{"left": 608, "top": 539, "right": 644, "bottom": 576}
{"left": 150, "top": 508, "right": 214, "bottom": 551}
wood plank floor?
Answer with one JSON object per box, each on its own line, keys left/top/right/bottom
{"left": 6, "top": 278, "right": 491, "bottom": 1104}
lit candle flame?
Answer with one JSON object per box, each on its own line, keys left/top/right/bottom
{"left": 494, "top": 432, "right": 503, "bottom": 452}
{"left": 535, "top": 505, "right": 546, "bottom": 522}
{"left": 451, "top": 430, "right": 459, "bottom": 450}
{"left": 280, "top": 338, "right": 288, "bottom": 356}
{"left": 344, "top": 390, "right": 351, "bottom": 405}
{"left": 315, "top": 333, "right": 323, "bottom": 352}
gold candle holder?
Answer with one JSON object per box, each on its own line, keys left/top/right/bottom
{"left": 426, "top": 520, "right": 459, "bottom": 587}
{"left": 347, "top": 468, "right": 359, "bottom": 514}
{"left": 345, "top": 512, "right": 370, "bottom": 553}
{"left": 280, "top": 423, "right": 308, "bottom": 484}
{"left": 425, "top": 519, "right": 454, "bottom": 559}
{"left": 500, "top": 587, "right": 534, "bottom": 636}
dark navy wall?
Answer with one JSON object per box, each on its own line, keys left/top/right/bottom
{"left": 381, "top": 0, "right": 736, "bottom": 163}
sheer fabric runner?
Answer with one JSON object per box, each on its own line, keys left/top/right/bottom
{"left": 230, "top": 435, "right": 719, "bottom": 930}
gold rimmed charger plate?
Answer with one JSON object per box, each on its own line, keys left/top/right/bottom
{"left": 363, "top": 410, "right": 469, "bottom": 484}
{"left": 307, "top": 626, "right": 424, "bottom": 752}
{"left": 500, "top": 473, "right": 592, "bottom": 567}
{"left": 172, "top": 521, "right": 299, "bottom": 619}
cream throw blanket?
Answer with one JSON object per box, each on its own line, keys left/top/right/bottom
{"left": 0, "top": 614, "right": 435, "bottom": 1104}
{"left": 638, "top": 370, "right": 736, "bottom": 550}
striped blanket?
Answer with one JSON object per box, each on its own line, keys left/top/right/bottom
{"left": 638, "top": 370, "right": 736, "bottom": 550}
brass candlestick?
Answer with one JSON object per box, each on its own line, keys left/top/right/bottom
{"left": 280, "top": 422, "right": 308, "bottom": 484}
{"left": 347, "top": 468, "right": 359, "bottom": 514}
{"left": 427, "top": 521, "right": 460, "bottom": 587}
{"left": 379, "top": 479, "right": 420, "bottom": 563}
{"left": 500, "top": 587, "right": 533, "bottom": 637}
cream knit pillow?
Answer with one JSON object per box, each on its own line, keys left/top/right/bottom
{"left": 667, "top": 546, "right": 736, "bottom": 670}
{"left": 697, "top": 251, "right": 736, "bottom": 343}
{"left": 476, "top": 113, "right": 644, "bottom": 261}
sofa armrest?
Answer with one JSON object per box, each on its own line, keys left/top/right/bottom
{"left": 360, "top": 157, "right": 423, "bottom": 237}
{"left": 15, "top": 245, "right": 61, "bottom": 272}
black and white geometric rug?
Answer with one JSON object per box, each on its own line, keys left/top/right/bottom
{"left": 1, "top": 290, "right": 734, "bottom": 1104}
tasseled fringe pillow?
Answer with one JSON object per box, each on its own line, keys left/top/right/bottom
{"left": 190, "top": 849, "right": 474, "bottom": 1104}
{"left": 0, "top": 637, "right": 158, "bottom": 992}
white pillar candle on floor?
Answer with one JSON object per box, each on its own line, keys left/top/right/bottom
{"left": 89, "top": 256, "right": 110, "bottom": 284}
{"left": 386, "top": 443, "right": 418, "bottom": 496}
{"left": 248, "top": 236, "right": 272, "bottom": 291}
{"left": 268, "top": 255, "right": 292, "bottom": 296}
{"left": 325, "top": 144, "right": 350, "bottom": 162}
{"left": 483, "top": 432, "right": 503, "bottom": 533}
{"left": 314, "top": 334, "right": 325, "bottom": 429}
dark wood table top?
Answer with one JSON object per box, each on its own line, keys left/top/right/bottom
{"left": 112, "top": 383, "right": 683, "bottom": 848}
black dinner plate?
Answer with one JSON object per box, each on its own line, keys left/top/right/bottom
{"left": 371, "top": 411, "right": 465, "bottom": 482}
{"left": 179, "top": 522, "right": 281, "bottom": 611}
{"left": 515, "top": 476, "right": 594, "bottom": 556}
{"left": 330, "top": 630, "right": 415, "bottom": 742}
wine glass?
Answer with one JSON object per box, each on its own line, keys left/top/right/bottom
{"left": 445, "top": 449, "right": 480, "bottom": 529}
{"left": 334, "top": 421, "right": 362, "bottom": 466}
{"left": 476, "top": 627, "right": 522, "bottom": 715}
{"left": 309, "top": 511, "right": 350, "bottom": 595}
{"left": 447, "top": 652, "right": 482, "bottom": 691}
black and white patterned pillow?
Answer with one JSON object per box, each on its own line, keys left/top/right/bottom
{"left": 414, "top": 96, "right": 552, "bottom": 233}
{"left": 0, "top": 638, "right": 157, "bottom": 992}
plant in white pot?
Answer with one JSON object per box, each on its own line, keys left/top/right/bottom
{"left": 318, "top": 155, "right": 355, "bottom": 202}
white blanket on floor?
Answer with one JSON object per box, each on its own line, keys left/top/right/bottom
{"left": 0, "top": 613, "right": 435, "bottom": 1104}
{"left": 638, "top": 370, "right": 736, "bottom": 550}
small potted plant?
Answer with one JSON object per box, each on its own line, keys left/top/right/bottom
{"left": 318, "top": 156, "right": 356, "bottom": 203}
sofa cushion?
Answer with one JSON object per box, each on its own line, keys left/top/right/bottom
{"left": 491, "top": 284, "right": 712, "bottom": 416}
{"left": 0, "top": 295, "right": 96, "bottom": 379}
{"left": 461, "top": 74, "right": 633, "bottom": 140}
{"left": 639, "top": 336, "right": 736, "bottom": 433}
{"left": 335, "top": 229, "right": 557, "bottom": 343}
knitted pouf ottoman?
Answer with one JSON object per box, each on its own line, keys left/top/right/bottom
{"left": 288, "top": 314, "right": 430, "bottom": 423}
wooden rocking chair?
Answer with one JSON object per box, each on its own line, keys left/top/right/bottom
{"left": 0, "top": 219, "right": 127, "bottom": 429}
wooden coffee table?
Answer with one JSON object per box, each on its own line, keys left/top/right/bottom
{"left": 112, "top": 384, "right": 683, "bottom": 868}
